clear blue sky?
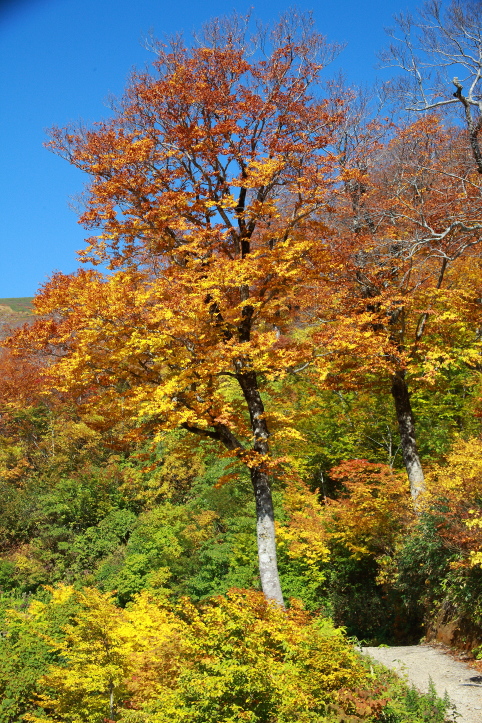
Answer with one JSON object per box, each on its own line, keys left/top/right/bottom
{"left": 1, "top": 0, "right": 422, "bottom": 298}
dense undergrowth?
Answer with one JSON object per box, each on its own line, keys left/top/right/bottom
{"left": 0, "top": 364, "right": 480, "bottom": 721}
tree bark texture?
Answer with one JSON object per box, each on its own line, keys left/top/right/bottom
{"left": 236, "top": 367, "right": 285, "bottom": 606}
{"left": 391, "top": 369, "right": 426, "bottom": 506}
{"left": 251, "top": 465, "right": 285, "bottom": 605}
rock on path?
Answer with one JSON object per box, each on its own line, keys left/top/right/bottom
{"left": 362, "top": 645, "right": 482, "bottom": 723}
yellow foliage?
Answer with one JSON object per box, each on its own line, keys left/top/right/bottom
{"left": 426, "top": 436, "right": 482, "bottom": 496}
{"left": 27, "top": 586, "right": 385, "bottom": 723}
{"left": 277, "top": 480, "right": 330, "bottom": 567}
{"left": 26, "top": 586, "right": 183, "bottom": 723}
{"left": 425, "top": 436, "right": 482, "bottom": 566}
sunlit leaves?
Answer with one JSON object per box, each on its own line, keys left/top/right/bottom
{"left": 25, "top": 586, "right": 379, "bottom": 723}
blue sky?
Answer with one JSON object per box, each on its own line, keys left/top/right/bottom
{"left": 0, "top": 0, "right": 422, "bottom": 298}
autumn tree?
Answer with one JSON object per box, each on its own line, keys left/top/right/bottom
{"left": 317, "top": 111, "right": 482, "bottom": 504}
{"left": 372, "top": 119, "right": 482, "bottom": 499}
{"left": 308, "top": 1, "right": 482, "bottom": 503}
{"left": 10, "top": 14, "right": 347, "bottom": 605}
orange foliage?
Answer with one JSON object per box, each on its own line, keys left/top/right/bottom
{"left": 314, "top": 116, "right": 482, "bottom": 389}
{"left": 0, "top": 348, "right": 44, "bottom": 408}
{"left": 324, "top": 460, "right": 413, "bottom": 559}
{"left": 8, "top": 27, "right": 348, "bottom": 456}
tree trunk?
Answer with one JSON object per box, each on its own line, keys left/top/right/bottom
{"left": 236, "top": 367, "right": 285, "bottom": 606}
{"left": 391, "top": 369, "right": 425, "bottom": 506}
{"left": 251, "top": 465, "right": 285, "bottom": 605}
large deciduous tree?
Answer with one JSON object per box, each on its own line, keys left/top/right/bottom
{"left": 11, "top": 16, "right": 345, "bottom": 605}
{"left": 322, "top": 0, "right": 482, "bottom": 502}
{"left": 318, "top": 113, "right": 482, "bottom": 505}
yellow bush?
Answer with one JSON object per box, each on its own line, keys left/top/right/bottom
{"left": 27, "top": 586, "right": 384, "bottom": 723}
{"left": 425, "top": 436, "right": 482, "bottom": 567}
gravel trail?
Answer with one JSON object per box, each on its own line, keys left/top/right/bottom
{"left": 362, "top": 645, "right": 482, "bottom": 723}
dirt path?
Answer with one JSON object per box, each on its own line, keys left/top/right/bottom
{"left": 362, "top": 645, "right": 482, "bottom": 722}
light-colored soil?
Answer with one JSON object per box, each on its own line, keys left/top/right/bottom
{"left": 362, "top": 645, "right": 482, "bottom": 722}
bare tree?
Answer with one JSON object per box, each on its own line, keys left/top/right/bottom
{"left": 381, "top": 0, "right": 482, "bottom": 172}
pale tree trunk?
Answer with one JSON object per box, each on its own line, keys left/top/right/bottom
{"left": 236, "top": 367, "right": 285, "bottom": 607}
{"left": 251, "top": 465, "right": 285, "bottom": 604}
{"left": 391, "top": 369, "right": 425, "bottom": 507}
{"left": 191, "top": 291, "right": 284, "bottom": 603}
{"left": 184, "top": 368, "right": 285, "bottom": 605}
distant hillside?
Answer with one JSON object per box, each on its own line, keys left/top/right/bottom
{"left": 0, "top": 297, "right": 34, "bottom": 313}
{"left": 0, "top": 298, "right": 35, "bottom": 341}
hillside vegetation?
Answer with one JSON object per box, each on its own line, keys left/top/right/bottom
{"left": 0, "top": 298, "right": 33, "bottom": 313}
{"left": 0, "top": 298, "right": 35, "bottom": 342}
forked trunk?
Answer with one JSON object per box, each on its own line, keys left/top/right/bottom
{"left": 391, "top": 369, "right": 425, "bottom": 507}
